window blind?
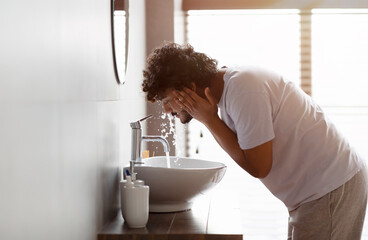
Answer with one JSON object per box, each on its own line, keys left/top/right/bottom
{"left": 300, "top": 10, "right": 312, "bottom": 95}
{"left": 182, "top": 0, "right": 368, "bottom": 11}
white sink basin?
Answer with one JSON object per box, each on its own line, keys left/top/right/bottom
{"left": 124, "top": 156, "right": 226, "bottom": 213}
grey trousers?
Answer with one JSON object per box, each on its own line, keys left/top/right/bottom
{"left": 288, "top": 166, "right": 368, "bottom": 240}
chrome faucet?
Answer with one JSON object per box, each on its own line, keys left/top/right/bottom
{"left": 129, "top": 115, "right": 170, "bottom": 179}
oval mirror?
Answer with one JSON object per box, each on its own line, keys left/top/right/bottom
{"left": 111, "top": 0, "right": 129, "bottom": 84}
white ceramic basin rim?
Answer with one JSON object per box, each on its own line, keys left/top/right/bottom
{"left": 123, "top": 156, "right": 227, "bottom": 213}
{"left": 138, "top": 156, "right": 226, "bottom": 169}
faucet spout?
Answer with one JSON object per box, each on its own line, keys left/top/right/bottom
{"left": 142, "top": 136, "right": 170, "bottom": 153}
{"left": 130, "top": 115, "right": 170, "bottom": 165}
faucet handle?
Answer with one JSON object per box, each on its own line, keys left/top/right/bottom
{"left": 130, "top": 114, "right": 153, "bottom": 129}
{"left": 139, "top": 114, "right": 153, "bottom": 122}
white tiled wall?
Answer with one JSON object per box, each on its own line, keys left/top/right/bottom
{"left": 0, "top": 0, "right": 146, "bottom": 239}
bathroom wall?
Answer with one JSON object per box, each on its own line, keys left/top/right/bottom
{"left": 145, "top": 0, "right": 176, "bottom": 157}
{"left": 0, "top": 0, "right": 146, "bottom": 239}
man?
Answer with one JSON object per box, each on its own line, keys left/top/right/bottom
{"left": 142, "top": 42, "right": 367, "bottom": 239}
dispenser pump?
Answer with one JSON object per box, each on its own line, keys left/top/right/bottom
{"left": 125, "top": 175, "right": 134, "bottom": 188}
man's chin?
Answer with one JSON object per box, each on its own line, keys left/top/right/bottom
{"left": 179, "top": 113, "right": 193, "bottom": 124}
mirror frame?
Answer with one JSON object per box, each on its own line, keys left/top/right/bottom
{"left": 111, "top": 0, "right": 129, "bottom": 84}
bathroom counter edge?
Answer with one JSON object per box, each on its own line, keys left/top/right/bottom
{"left": 98, "top": 188, "right": 243, "bottom": 240}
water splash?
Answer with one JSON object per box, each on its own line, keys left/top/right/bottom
{"left": 159, "top": 113, "right": 184, "bottom": 167}
{"left": 160, "top": 113, "right": 176, "bottom": 147}
{"left": 160, "top": 112, "right": 166, "bottom": 119}
{"left": 167, "top": 113, "right": 176, "bottom": 146}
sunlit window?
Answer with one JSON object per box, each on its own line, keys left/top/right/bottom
{"left": 312, "top": 9, "right": 368, "bottom": 106}
{"left": 187, "top": 9, "right": 300, "bottom": 85}
{"left": 312, "top": 9, "right": 368, "bottom": 160}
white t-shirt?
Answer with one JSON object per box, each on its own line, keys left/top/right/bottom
{"left": 218, "top": 66, "right": 363, "bottom": 211}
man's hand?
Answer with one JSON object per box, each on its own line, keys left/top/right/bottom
{"left": 174, "top": 87, "right": 272, "bottom": 178}
{"left": 173, "top": 87, "right": 218, "bottom": 125}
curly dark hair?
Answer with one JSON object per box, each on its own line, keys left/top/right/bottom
{"left": 142, "top": 42, "right": 218, "bottom": 102}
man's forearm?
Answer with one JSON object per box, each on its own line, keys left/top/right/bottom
{"left": 203, "top": 116, "right": 246, "bottom": 168}
{"left": 203, "top": 116, "right": 273, "bottom": 178}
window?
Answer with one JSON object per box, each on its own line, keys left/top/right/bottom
{"left": 187, "top": 9, "right": 300, "bottom": 85}
{"left": 312, "top": 9, "right": 368, "bottom": 160}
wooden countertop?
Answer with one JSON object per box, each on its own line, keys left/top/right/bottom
{"left": 98, "top": 188, "right": 243, "bottom": 240}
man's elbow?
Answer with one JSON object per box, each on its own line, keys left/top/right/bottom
{"left": 256, "top": 167, "right": 271, "bottom": 178}
{"left": 249, "top": 166, "right": 271, "bottom": 179}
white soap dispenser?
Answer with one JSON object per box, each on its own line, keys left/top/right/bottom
{"left": 120, "top": 175, "right": 149, "bottom": 228}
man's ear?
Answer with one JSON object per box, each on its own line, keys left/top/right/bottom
{"left": 189, "top": 82, "right": 207, "bottom": 98}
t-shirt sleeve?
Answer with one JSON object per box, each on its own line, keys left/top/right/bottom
{"left": 226, "top": 79, "right": 275, "bottom": 150}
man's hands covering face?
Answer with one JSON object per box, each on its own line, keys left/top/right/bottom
{"left": 173, "top": 87, "right": 218, "bottom": 125}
